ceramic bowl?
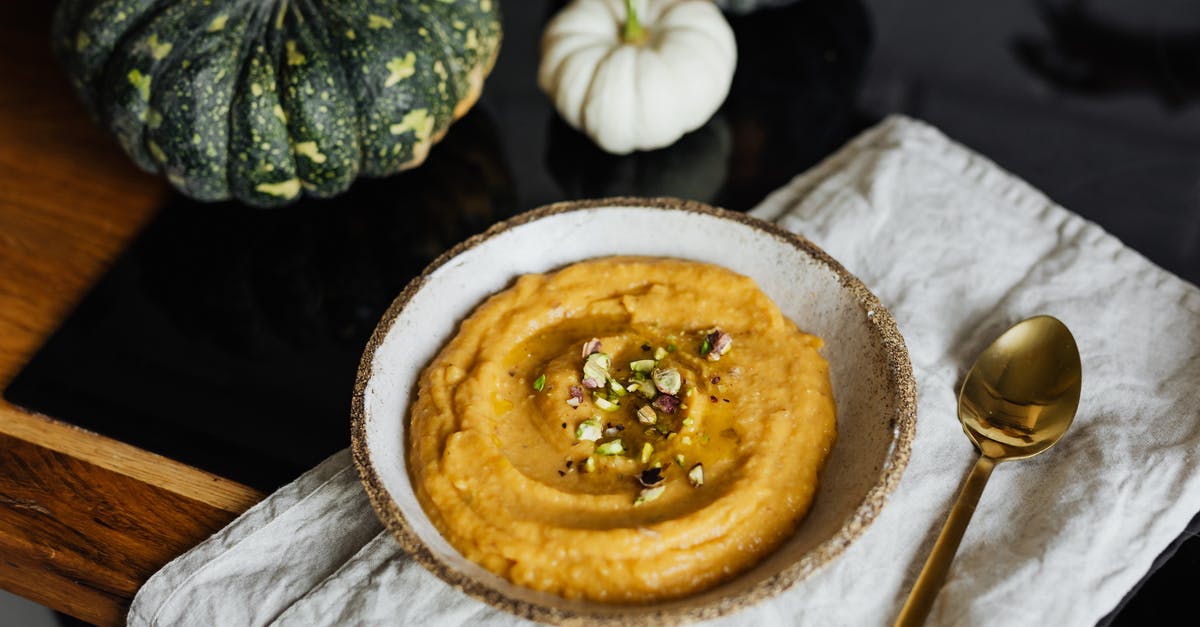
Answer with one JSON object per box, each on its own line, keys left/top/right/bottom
{"left": 352, "top": 197, "right": 916, "bottom": 624}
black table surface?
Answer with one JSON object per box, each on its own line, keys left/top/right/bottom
{"left": 5, "top": 0, "right": 1197, "bottom": 624}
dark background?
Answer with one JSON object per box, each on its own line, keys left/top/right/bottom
{"left": 5, "top": 0, "right": 1198, "bottom": 624}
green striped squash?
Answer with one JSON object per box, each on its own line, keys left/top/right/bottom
{"left": 53, "top": 0, "right": 502, "bottom": 207}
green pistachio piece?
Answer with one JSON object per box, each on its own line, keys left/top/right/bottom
{"left": 654, "top": 347, "right": 668, "bottom": 361}
{"left": 652, "top": 367, "right": 682, "bottom": 395}
{"left": 688, "top": 463, "right": 704, "bottom": 487}
{"left": 636, "top": 405, "right": 657, "bottom": 425}
{"left": 583, "top": 352, "right": 612, "bottom": 386}
{"left": 630, "top": 359, "right": 655, "bottom": 373}
{"left": 675, "top": 454, "right": 685, "bottom": 467}
{"left": 533, "top": 373, "right": 546, "bottom": 392}
{"left": 575, "top": 417, "right": 602, "bottom": 442}
{"left": 635, "top": 485, "right": 665, "bottom": 505}
{"left": 595, "top": 439, "right": 625, "bottom": 456}
{"left": 631, "top": 380, "right": 657, "bottom": 400}
{"left": 593, "top": 395, "right": 620, "bottom": 412}
{"left": 640, "top": 441, "right": 653, "bottom": 463}
{"left": 609, "top": 379, "right": 628, "bottom": 396}
{"left": 584, "top": 456, "right": 597, "bottom": 473}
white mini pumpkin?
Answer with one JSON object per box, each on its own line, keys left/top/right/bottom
{"left": 539, "top": 0, "right": 737, "bottom": 154}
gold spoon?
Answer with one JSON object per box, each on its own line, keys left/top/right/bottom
{"left": 894, "top": 315, "right": 1082, "bottom": 627}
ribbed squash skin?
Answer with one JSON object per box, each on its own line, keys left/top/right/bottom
{"left": 53, "top": 0, "right": 502, "bottom": 207}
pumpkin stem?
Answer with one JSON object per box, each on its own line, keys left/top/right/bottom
{"left": 623, "top": 0, "right": 646, "bottom": 45}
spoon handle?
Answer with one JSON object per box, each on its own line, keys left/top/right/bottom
{"left": 893, "top": 454, "right": 996, "bottom": 627}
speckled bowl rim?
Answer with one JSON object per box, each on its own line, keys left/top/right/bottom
{"left": 351, "top": 197, "right": 917, "bottom": 626}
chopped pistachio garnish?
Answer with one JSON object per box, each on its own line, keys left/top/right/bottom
{"left": 609, "top": 379, "right": 627, "bottom": 396}
{"left": 533, "top": 373, "right": 546, "bottom": 392}
{"left": 636, "top": 405, "right": 657, "bottom": 425}
{"left": 704, "top": 329, "right": 732, "bottom": 361}
{"left": 595, "top": 439, "right": 624, "bottom": 456}
{"left": 630, "top": 380, "right": 657, "bottom": 400}
{"left": 581, "top": 337, "right": 602, "bottom": 359}
{"left": 575, "top": 417, "right": 602, "bottom": 442}
{"left": 654, "top": 346, "right": 668, "bottom": 360}
{"left": 635, "top": 485, "right": 665, "bottom": 505}
{"left": 652, "top": 367, "right": 682, "bottom": 395}
{"left": 583, "top": 352, "right": 611, "bottom": 387}
{"left": 651, "top": 394, "right": 680, "bottom": 414}
{"left": 567, "top": 385, "right": 583, "bottom": 408}
{"left": 688, "top": 463, "right": 704, "bottom": 487}
{"left": 584, "top": 456, "right": 596, "bottom": 473}
{"left": 681, "top": 436, "right": 692, "bottom": 445}
{"left": 629, "top": 359, "right": 655, "bottom": 373}
{"left": 675, "top": 454, "right": 685, "bottom": 466}
{"left": 640, "top": 441, "right": 654, "bottom": 464}
{"left": 593, "top": 395, "right": 620, "bottom": 412}
{"left": 638, "top": 466, "right": 663, "bottom": 486}
{"left": 682, "top": 417, "right": 694, "bottom": 427}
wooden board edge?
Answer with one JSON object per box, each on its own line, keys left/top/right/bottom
{"left": 0, "top": 403, "right": 264, "bottom": 515}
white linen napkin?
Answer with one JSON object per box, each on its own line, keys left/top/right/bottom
{"left": 128, "top": 115, "right": 1200, "bottom": 627}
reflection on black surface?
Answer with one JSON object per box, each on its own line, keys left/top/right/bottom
{"left": 141, "top": 112, "right": 514, "bottom": 356}
{"left": 719, "top": 0, "right": 873, "bottom": 208}
{"left": 546, "top": 114, "right": 732, "bottom": 202}
{"left": 1015, "top": 0, "right": 1200, "bottom": 107}
{"left": 4, "top": 110, "right": 515, "bottom": 491}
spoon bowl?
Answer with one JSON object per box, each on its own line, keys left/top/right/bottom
{"left": 959, "top": 315, "right": 1082, "bottom": 460}
{"left": 895, "top": 315, "right": 1082, "bottom": 627}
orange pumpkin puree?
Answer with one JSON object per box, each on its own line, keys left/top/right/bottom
{"left": 408, "top": 257, "right": 836, "bottom": 602}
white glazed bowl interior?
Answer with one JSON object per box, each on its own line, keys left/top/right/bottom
{"left": 353, "top": 199, "right": 913, "bottom": 623}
